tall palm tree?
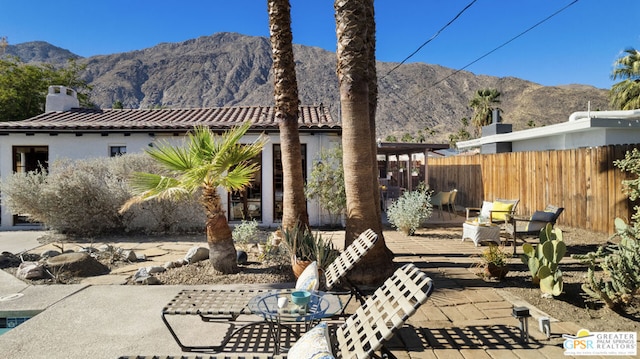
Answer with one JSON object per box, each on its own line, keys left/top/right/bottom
{"left": 267, "top": 0, "right": 309, "bottom": 231}
{"left": 120, "top": 123, "right": 267, "bottom": 274}
{"left": 335, "top": 0, "right": 394, "bottom": 285}
{"left": 610, "top": 48, "right": 640, "bottom": 110}
{"left": 469, "top": 88, "right": 501, "bottom": 135}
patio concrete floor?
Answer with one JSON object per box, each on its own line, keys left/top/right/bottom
{"left": 0, "top": 216, "right": 636, "bottom": 358}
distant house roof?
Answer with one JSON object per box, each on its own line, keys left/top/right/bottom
{"left": 0, "top": 105, "right": 340, "bottom": 134}
{"left": 376, "top": 142, "right": 449, "bottom": 156}
{"left": 457, "top": 109, "right": 640, "bottom": 153}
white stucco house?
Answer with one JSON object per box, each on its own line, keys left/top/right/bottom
{"left": 457, "top": 109, "right": 640, "bottom": 153}
{"left": 0, "top": 86, "right": 342, "bottom": 230}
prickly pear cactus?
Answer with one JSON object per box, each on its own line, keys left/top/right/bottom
{"left": 520, "top": 223, "right": 565, "bottom": 296}
{"left": 574, "top": 217, "right": 640, "bottom": 309}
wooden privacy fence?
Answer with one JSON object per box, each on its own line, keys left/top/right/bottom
{"left": 427, "top": 144, "right": 639, "bottom": 234}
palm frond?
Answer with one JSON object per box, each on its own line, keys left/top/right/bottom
{"left": 145, "top": 141, "right": 194, "bottom": 172}
{"left": 120, "top": 172, "right": 192, "bottom": 213}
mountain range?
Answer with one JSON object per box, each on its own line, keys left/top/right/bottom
{"left": 5, "top": 32, "right": 610, "bottom": 142}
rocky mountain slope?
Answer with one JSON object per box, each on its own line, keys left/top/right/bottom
{"left": 7, "top": 33, "right": 610, "bottom": 142}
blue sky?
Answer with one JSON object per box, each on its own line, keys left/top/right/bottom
{"left": 1, "top": 0, "right": 638, "bottom": 89}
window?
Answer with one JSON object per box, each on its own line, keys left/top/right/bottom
{"left": 273, "top": 144, "right": 307, "bottom": 221}
{"left": 228, "top": 153, "right": 262, "bottom": 221}
{"left": 110, "top": 146, "right": 127, "bottom": 157}
{"left": 11, "top": 146, "right": 48, "bottom": 225}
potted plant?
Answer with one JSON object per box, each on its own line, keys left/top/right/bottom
{"left": 474, "top": 244, "right": 510, "bottom": 280}
{"left": 281, "top": 223, "right": 338, "bottom": 277}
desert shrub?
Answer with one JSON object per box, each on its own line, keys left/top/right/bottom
{"left": 386, "top": 184, "right": 432, "bottom": 235}
{"left": 232, "top": 219, "right": 260, "bottom": 251}
{"left": 0, "top": 153, "right": 204, "bottom": 235}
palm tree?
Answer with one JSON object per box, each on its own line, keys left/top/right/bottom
{"left": 335, "top": 0, "right": 394, "bottom": 285}
{"left": 610, "top": 48, "right": 640, "bottom": 110}
{"left": 469, "top": 88, "right": 501, "bottom": 135}
{"left": 120, "top": 123, "right": 267, "bottom": 274}
{"left": 267, "top": 0, "right": 309, "bottom": 231}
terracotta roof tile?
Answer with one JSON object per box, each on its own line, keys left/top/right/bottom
{"left": 0, "top": 105, "right": 340, "bottom": 133}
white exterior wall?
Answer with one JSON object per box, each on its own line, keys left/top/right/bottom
{"left": 511, "top": 130, "right": 608, "bottom": 152}
{"left": 0, "top": 131, "right": 341, "bottom": 230}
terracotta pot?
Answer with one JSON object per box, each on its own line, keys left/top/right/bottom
{"left": 485, "top": 263, "right": 509, "bottom": 279}
{"left": 292, "top": 257, "right": 312, "bottom": 278}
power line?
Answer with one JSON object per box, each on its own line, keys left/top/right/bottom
{"left": 428, "top": 0, "right": 581, "bottom": 89}
{"left": 381, "top": 0, "right": 478, "bottom": 80}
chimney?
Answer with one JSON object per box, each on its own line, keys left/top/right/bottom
{"left": 45, "top": 85, "right": 79, "bottom": 113}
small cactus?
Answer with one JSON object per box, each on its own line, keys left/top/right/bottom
{"left": 520, "top": 224, "right": 565, "bottom": 296}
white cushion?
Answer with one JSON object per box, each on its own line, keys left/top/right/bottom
{"left": 480, "top": 201, "right": 493, "bottom": 218}
{"left": 288, "top": 322, "right": 334, "bottom": 359}
{"left": 295, "top": 261, "right": 319, "bottom": 291}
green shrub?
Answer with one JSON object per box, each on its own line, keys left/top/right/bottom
{"left": 386, "top": 184, "right": 432, "bottom": 235}
{"left": 0, "top": 154, "right": 204, "bottom": 235}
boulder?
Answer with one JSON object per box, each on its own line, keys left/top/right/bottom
{"left": 122, "top": 250, "right": 138, "bottom": 262}
{"left": 146, "top": 266, "right": 166, "bottom": 274}
{"left": 17, "top": 261, "right": 46, "bottom": 280}
{"left": 40, "top": 250, "right": 61, "bottom": 259}
{"left": 134, "top": 275, "right": 160, "bottom": 285}
{"left": 46, "top": 252, "right": 109, "bottom": 277}
{"left": 132, "top": 267, "right": 160, "bottom": 285}
{"left": 0, "top": 252, "right": 21, "bottom": 269}
{"left": 184, "top": 246, "right": 209, "bottom": 264}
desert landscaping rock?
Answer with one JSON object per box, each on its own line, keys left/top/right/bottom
{"left": 40, "top": 249, "right": 61, "bottom": 258}
{"left": 134, "top": 275, "right": 160, "bottom": 285}
{"left": 163, "top": 261, "right": 183, "bottom": 269}
{"left": 146, "top": 266, "right": 166, "bottom": 274}
{"left": 122, "top": 250, "right": 138, "bottom": 262}
{"left": 184, "top": 246, "right": 209, "bottom": 263}
{"left": 0, "top": 252, "right": 21, "bottom": 268}
{"left": 17, "top": 261, "right": 46, "bottom": 280}
{"left": 237, "top": 250, "right": 248, "bottom": 265}
{"left": 46, "top": 252, "right": 109, "bottom": 277}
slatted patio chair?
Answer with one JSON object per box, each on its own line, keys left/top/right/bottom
{"left": 323, "top": 228, "right": 378, "bottom": 309}
{"left": 123, "top": 263, "right": 434, "bottom": 359}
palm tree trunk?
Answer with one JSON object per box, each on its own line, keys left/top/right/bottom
{"left": 268, "top": 0, "right": 309, "bottom": 231}
{"left": 335, "top": 0, "right": 393, "bottom": 285}
{"left": 202, "top": 184, "right": 238, "bottom": 274}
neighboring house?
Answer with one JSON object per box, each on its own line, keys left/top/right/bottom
{"left": 0, "top": 86, "right": 341, "bottom": 230}
{"left": 457, "top": 109, "right": 640, "bottom": 153}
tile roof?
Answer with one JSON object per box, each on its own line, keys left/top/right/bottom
{"left": 0, "top": 105, "right": 340, "bottom": 133}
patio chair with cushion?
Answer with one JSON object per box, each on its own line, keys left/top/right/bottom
{"left": 466, "top": 198, "right": 520, "bottom": 224}
{"left": 125, "top": 263, "right": 434, "bottom": 359}
{"left": 504, "top": 204, "right": 564, "bottom": 254}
